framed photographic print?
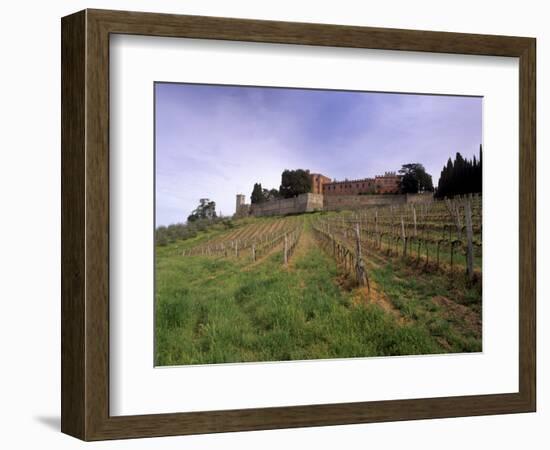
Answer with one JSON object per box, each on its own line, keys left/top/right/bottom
{"left": 61, "top": 9, "right": 536, "bottom": 440}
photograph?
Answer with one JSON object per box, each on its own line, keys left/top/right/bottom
{"left": 154, "top": 82, "right": 483, "bottom": 366}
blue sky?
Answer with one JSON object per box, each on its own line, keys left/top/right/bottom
{"left": 155, "top": 83, "right": 482, "bottom": 226}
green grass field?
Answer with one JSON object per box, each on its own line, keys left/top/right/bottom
{"left": 155, "top": 213, "right": 482, "bottom": 366}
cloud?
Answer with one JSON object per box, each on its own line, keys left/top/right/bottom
{"left": 155, "top": 84, "right": 481, "bottom": 226}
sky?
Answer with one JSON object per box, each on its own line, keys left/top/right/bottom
{"left": 155, "top": 82, "right": 482, "bottom": 226}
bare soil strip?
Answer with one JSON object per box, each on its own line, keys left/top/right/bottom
{"left": 287, "top": 226, "right": 314, "bottom": 269}
{"left": 243, "top": 241, "right": 285, "bottom": 270}
{"left": 432, "top": 295, "right": 482, "bottom": 338}
{"left": 352, "top": 283, "right": 405, "bottom": 323}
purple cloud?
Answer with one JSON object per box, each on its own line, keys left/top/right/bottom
{"left": 155, "top": 83, "right": 482, "bottom": 226}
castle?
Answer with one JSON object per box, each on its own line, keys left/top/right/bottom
{"left": 235, "top": 194, "right": 250, "bottom": 216}
{"left": 235, "top": 171, "right": 430, "bottom": 217}
{"left": 311, "top": 172, "right": 401, "bottom": 196}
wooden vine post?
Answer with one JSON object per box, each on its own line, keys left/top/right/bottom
{"left": 412, "top": 205, "right": 417, "bottom": 237}
{"left": 464, "top": 197, "right": 474, "bottom": 281}
{"left": 401, "top": 215, "right": 407, "bottom": 256}
{"left": 445, "top": 198, "right": 463, "bottom": 240}
{"left": 354, "top": 223, "right": 369, "bottom": 291}
{"left": 283, "top": 233, "right": 288, "bottom": 266}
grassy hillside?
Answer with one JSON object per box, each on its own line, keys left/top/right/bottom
{"left": 155, "top": 206, "right": 482, "bottom": 366}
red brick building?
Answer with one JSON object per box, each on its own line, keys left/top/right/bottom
{"left": 320, "top": 172, "right": 402, "bottom": 196}
{"left": 374, "top": 172, "right": 402, "bottom": 194}
{"left": 322, "top": 177, "right": 376, "bottom": 195}
{"left": 309, "top": 173, "right": 332, "bottom": 195}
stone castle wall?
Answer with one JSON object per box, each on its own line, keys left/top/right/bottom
{"left": 243, "top": 192, "right": 433, "bottom": 217}
{"left": 323, "top": 192, "right": 433, "bottom": 211}
{"left": 405, "top": 193, "right": 435, "bottom": 204}
{"left": 249, "top": 193, "right": 324, "bottom": 217}
{"left": 323, "top": 194, "right": 407, "bottom": 211}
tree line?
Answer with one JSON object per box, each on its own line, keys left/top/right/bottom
{"left": 156, "top": 197, "right": 228, "bottom": 246}
{"left": 187, "top": 198, "right": 217, "bottom": 222}
{"left": 399, "top": 163, "right": 434, "bottom": 193}
{"left": 435, "top": 145, "right": 482, "bottom": 198}
{"left": 251, "top": 169, "right": 312, "bottom": 204}
{"left": 156, "top": 216, "right": 235, "bottom": 246}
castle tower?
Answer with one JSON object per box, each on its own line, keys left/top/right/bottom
{"left": 236, "top": 194, "right": 246, "bottom": 213}
{"left": 309, "top": 173, "right": 332, "bottom": 195}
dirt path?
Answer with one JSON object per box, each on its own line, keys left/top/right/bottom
{"left": 243, "top": 242, "right": 284, "bottom": 270}
{"left": 351, "top": 281, "right": 405, "bottom": 323}
{"left": 287, "top": 225, "right": 315, "bottom": 269}
{"left": 307, "top": 226, "right": 404, "bottom": 322}
{"left": 432, "top": 295, "right": 482, "bottom": 338}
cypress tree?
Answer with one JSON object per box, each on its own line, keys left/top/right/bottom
{"left": 435, "top": 146, "right": 482, "bottom": 198}
{"left": 251, "top": 182, "right": 265, "bottom": 204}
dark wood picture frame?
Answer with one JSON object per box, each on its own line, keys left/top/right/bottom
{"left": 61, "top": 9, "right": 536, "bottom": 441}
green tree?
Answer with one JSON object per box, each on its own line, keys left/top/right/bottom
{"left": 251, "top": 183, "right": 265, "bottom": 204}
{"left": 279, "top": 169, "right": 312, "bottom": 198}
{"left": 263, "top": 188, "right": 281, "bottom": 201}
{"left": 435, "top": 146, "right": 482, "bottom": 198}
{"left": 187, "top": 198, "right": 217, "bottom": 222}
{"left": 399, "top": 163, "right": 434, "bottom": 194}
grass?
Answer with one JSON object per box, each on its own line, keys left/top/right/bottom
{"left": 367, "top": 260, "right": 482, "bottom": 353}
{"left": 155, "top": 216, "right": 482, "bottom": 366}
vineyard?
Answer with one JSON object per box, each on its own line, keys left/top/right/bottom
{"left": 182, "top": 216, "right": 303, "bottom": 263}
{"left": 312, "top": 194, "right": 482, "bottom": 287}
{"left": 155, "top": 196, "right": 482, "bottom": 366}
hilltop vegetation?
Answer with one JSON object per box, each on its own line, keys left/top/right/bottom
{"left": 155, "top": 217, "right": 235, "bottom": 246}
{"left": 436, "top": 146, "right": 482, "bottom": 198}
